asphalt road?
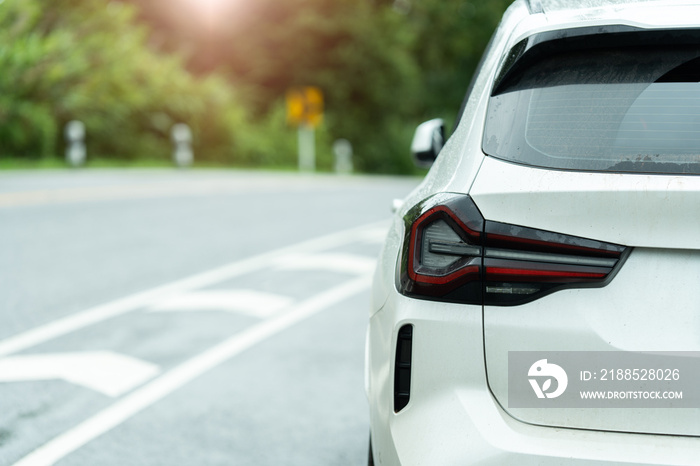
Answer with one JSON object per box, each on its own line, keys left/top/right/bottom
{"left": 0, "top": 169, "right": 420, "bottom": 466}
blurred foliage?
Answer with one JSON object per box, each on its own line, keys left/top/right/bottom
{"left": 409, "top": 0, "right": 514, "bottom": 126}
{"left": 0, "top": 0, "right": 512, "bottom": 173}
{"left": 0, "top": 0, "right": 251, "bottom": 163}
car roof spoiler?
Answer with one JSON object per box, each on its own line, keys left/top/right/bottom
{"left": 493, "top": 26, "right": 700, "bottom": 95}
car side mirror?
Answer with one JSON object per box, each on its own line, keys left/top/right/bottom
{"left": 411, "top": 118, "right": 445, "bottom": 168}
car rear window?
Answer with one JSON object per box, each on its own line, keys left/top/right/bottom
{"left": 483, "top": 43, "right": 700, "bottom": 174}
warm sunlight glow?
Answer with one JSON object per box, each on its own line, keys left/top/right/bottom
{"left": 182, "top": 0, "right": 233, "bottom": 29}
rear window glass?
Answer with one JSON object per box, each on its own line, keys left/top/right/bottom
{"left": 483, "top": 45, "right": 700, "bottom": 174}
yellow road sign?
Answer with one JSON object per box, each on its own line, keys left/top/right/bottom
{"left": 286, "top": 86, "right": 324, "bottom": 128}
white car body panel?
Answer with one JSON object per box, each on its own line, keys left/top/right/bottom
{"left": 368, "top": 0, "right": 700, "bottom": 463}
{"left": 484, "top": 246, "right": 700, "bottom": 435}
{"left": 368, "top": 269, "right": 700, "bottom": 464}
{"left": 470, "top": 157, "right": 700, "bottom": 249}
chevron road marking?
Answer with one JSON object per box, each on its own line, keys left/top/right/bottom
{"left": 148, "top": 289, "right": 295, "bottom": 318}
{"left": 0, "top": 351, "right": 159, "bottom": 397}
{"left": 11, "top": 276, "right": 371, "bottom": 466}
{"left": 0, "top": 221, "right": 387, "bottom": 359}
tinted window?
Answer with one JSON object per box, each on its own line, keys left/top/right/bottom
{"left": 483, "top": 45, "right": 700, "bottom": 174}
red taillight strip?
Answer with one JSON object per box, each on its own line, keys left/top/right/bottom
{"left": 399, "top": 193, "right": 628, "bottom": 306}
{"left": 411, "top": 265, "right": 480, "bottom": 285}
{"left": 485, "top": 267, "right": 607, "bottom": 280}
{"left": 407, "top": 205, "right": 481, "bottom": 285}
{"left": 486, "top": 232, "right": 622, "bottom": 258}
{"left": 484, "top": 248, "right": 618, "bottom": 268}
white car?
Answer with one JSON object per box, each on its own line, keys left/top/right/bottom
{"left": 366, "top": 0, "right": 700, "bottom": 464}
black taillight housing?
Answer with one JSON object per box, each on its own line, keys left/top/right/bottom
{"left": 398, "top": 193, "right": 628, "bottom": 306}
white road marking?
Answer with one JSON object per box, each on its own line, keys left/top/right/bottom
{"left": 275, "top": 252, "right": 376, "bottom": 275}
{"left": 0, "top": 221, "right": 388, "bottom": 358}
{"left": 11, "top": 276, "right": 371, "bottom": 466}
{"left": 0, "top": 351, "right": 159, "bottom": 397}
{"left": 148, "top": 290, "right": 294, "bottom": 318}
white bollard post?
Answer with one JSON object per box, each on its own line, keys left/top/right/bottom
{"left": 333, "top": 139, "right": 353, "bottom": 174}
{"left": 298, "top": 124, "right": 315, "bottom": 172}
{"left": 171, "top": 123, "right": 193, "bottom": 168}
{"left": 65, "top": 120, "right": 86, "bottom": 167}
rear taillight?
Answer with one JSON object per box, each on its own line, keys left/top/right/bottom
{"left": 398, "top": 194, "right": 628, "bottom": 306}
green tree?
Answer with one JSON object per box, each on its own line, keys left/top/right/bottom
{"left": 408, "top": 0, "right": 514, "bottom": 126}
{"left": 126, "top": 0, "right": 512, "bottom": 173}
{"left": 0, "top": 1, "right": 59, "bottom": 157}
{"left": 0, "top": 0, "right": 248, "bottom": 163}
{"left": 1, "top": 0, "right": 513, "bottom": 172}
{"left": 214, "top": 0, "right": 421, "bottom": 173}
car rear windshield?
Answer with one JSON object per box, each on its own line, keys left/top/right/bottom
{"left": 483, "top": 42, "right": 700, "bottom": 174}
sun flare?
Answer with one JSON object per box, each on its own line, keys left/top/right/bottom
{"left": 182, "top": 0, "right": 232, "bottom": 28}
